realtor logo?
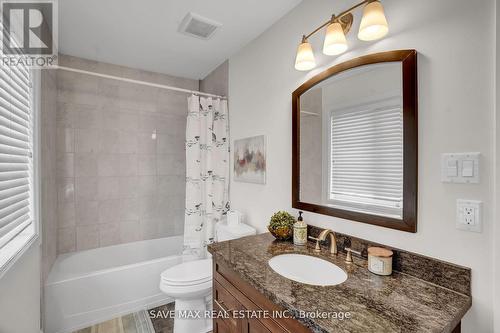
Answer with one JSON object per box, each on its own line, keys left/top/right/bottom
{"left": 1, "top": 0, "right": 57, "bottom": 67}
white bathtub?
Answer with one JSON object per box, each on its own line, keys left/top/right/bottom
{"left": 44, "top": 236, "right": 184, "bottom": 333}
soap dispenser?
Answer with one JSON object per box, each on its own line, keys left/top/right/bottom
{"left": 293, "top": 211, "right": 307, "bottom": 246}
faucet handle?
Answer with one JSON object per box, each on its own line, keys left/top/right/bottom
{"left": 344, "top": 247, "right": 361, "bottom": 263}
{"left": 308, "top": 236, "right": 321, "bottom": 252}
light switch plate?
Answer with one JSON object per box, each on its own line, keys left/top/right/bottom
{"left": 456, "top": 199, "right": 482, "bottom": 232}
{"left": 441, "top": 153, "right": 480, "bottom": 183}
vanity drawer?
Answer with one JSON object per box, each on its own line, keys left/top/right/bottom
{"left": 214, "top": 261, "right": 311, "bottom": 333}
{"left": 214, "top": 280, "right": 241, "bottom": 332}
{"left": 244, "top": 319, "right": 272, "bottom": 333}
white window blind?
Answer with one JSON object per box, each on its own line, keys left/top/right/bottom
{"left": 329, "top": 97, "right": 403, "bottom": 218}
{"left": 0, "top": 55, "right": 34, "bottom": 250}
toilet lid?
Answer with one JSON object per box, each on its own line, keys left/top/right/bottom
{"left": 161, "top": 259, "right": 212, "bottom": 286}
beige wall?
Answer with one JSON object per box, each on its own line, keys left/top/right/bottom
{"left": 56, "top": 55, "right": 198, "bottom": 253}
{"left": 0, "top": 244, "right": 41, "bottom": 333}
{"left": 228, "top": 0, "right": 495, "bottom": 331}
{"left": 200, "top": 60, "right": 229, "bottom": 97}
{"left": 495, "top": 0, "right": 500, "bottom": 331}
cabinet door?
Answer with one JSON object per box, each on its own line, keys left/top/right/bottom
{"left": 244, "top": 319, "right": 274, "bottom": 333}
{"left": 214, "top": 317, "right": 233, "bottom": 333}
{"left": 214, "top": 281, "right": 242, "bottom": 333}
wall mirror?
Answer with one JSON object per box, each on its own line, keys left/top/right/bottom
{"left": 292, "top": 50, "right": 418, "bottom": 232}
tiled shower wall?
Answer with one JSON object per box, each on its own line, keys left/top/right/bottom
{"left": 56, "top": 55, "right": 198, "bottom": 254}
{"left": 41, "top": 68, "right": 58, "bottom": 280}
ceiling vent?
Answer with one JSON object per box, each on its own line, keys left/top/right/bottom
{"left": 178, "top": 12, "right": 221, "bottom": 40}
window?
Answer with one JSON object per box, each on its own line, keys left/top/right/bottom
{"left": 328, "top": 97, "right": 403, "bottom": 218}
{"left": 0, "top": 51, "right": 38, "bottom": 274}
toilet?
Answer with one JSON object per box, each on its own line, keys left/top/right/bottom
{"left": 160, "top": 221, "right": 256, "bottom": 333}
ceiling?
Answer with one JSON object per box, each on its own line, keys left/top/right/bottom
{"left": 58, "top": 0, "right": 302, "bottom": 79}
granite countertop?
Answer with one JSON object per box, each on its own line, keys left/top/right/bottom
{"left": 208, "top": 233, "right": 471, "bottom": 333}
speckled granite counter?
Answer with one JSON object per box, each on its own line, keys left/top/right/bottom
{"left": 208, "top": 233, "right": 471, "bottom": 333}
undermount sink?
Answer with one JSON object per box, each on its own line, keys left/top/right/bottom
{"left": 268, "top": 254, "right": 347, "bottom": 286}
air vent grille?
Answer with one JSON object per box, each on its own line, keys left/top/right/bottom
{"left": 179, "top": 12, "right": 221, "bottom": 40}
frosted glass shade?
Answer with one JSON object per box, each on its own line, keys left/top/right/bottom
{"left": 358, "top": 1, "right": 389, "bottom": 41}
{"left": 323, "top": 22, "right": 348, "bottom": 55}
{"left": 295, "top": 40, "right": 316, "bottom": 71}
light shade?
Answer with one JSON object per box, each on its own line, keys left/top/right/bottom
{"left": 358, "top": 0, "right": 389, "bottom": 41}
{"left": 294, "top": 39, "right": 316, "bottom": 71}
{"left": 323, "top": 22, "right": 348, "bottom": 55}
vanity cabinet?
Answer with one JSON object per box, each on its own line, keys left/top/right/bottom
{"left": 212, "top": 260, "right": 311, "bottom": 333}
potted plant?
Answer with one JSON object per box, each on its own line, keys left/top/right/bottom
{"left": 268, "top": 211, "right": 295, "bottom": 241}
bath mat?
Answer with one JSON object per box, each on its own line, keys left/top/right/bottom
{"left": 74, "top": 310, "right": 155, "bottom": 333}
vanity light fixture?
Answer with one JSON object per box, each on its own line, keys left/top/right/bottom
{"left": 294, "top": 36, "right": 316, "bottom": 71}
{"left": 294, "top": 0, "right": 389, "bottom": 71}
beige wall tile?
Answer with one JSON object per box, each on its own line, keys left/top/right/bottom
{"left": 76, "top": 106, "right": 100, "bottom": 130}
{"left": 57, "top": 201, "right": 76, "bottom": 228}
{"left": 157, "top": 134, "right": 184, "bottom": 155}
{"left": 137, "top": 132, "right": 157, "bottom": 154}
{"left": 97, "top": 154, "right": 121, "bottom": 177}
{"left": 100, "top": 108, "right": 121, "bottom": 131}
{"left": 118, "top": 112, "right": 139, "bottom": 132}
{"left": 140, "top": 219, "right": 160, "bottom": 239}
{"left": 118, "top": 132, "right": 138, "bottom": 154}
{"left": 56, "top": 153, "right": 74, "bottom": 177}
{"left": 138, "top": 196, "right": 159, "bottom": 219}
{"left": 74, "top": 176, "right": 98, "bottom": 200}
{"left": 99, "top": 223, "right": 120, "bottom": 247}
{"left": 74, "top": 153, "right": 98, "bottom": 177}
{"left": 157, "top": 154, "right": 185, "bottom": 176}
{"left": 98, "top": 199, "right": 121, "bottom": 223}
{"left": 118, "top": 177, "right": 138, "bottom": 198}
{"left": 75, "top": 129, "right": 101, "bottom": 153}
{"left": 97, "top": 177, "right": 121, "bottom": 199}
{"left": 56, "top": 128, "right": 74, "bottom": 152}
{"left": 57, "top": 227, "right": 76, "bottom": 253}
{"left": 158, "top": 176, "right": 184, "bottom": 197}
{"left": 56, "top": 103, "right": 76, "bottom": 128}
{"left": 55, "top": 55, "right": 197, "bottom": 253}
{"left": 119, "top": 220, "right": 141, "bottom": 243}
{"left": 119, "top": 154, "right": 138, "bottom": 176}
{"left": 76, "top": 200, "right": 99, "bottom": 226}
{"left": 137, "top": 176, "right": 158, "bottom": 197}
{"left": 120, "top": 198, "right": 139, "bottom": 221}
{"left": 57, "top": 178, "right": 75, "bottom": 203}
{"left": 137, "top": 154, "right": 156, "bottom": 176}
{"left": 76, "top": 225, "right": 99, "bottom": 251}
{"left": 100, "top": 129, "right": 121, "bottom": 153}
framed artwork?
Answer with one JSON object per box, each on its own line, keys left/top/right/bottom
{"left": 233, "top": 135, "right": 266, "bottom": 184}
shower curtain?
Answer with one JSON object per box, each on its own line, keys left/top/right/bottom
{"left": 184, "top": 95, "right": 229, "bottom": 250}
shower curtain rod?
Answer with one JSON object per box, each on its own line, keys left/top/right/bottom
{"left": 56, "top": 66, "right": 227, "bottom": 99}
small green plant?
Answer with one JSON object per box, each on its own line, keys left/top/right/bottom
{"left": 268, "top": 211, "right": 296, "bottom": 240}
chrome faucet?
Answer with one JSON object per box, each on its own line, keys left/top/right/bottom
{"left": 308, "top": 229, "right": 337, "bottom": 255}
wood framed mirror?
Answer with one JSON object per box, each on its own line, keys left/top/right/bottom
{"left": 292, "top": 50, "right": 417, "bottom": 232}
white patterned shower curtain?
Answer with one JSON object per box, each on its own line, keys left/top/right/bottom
{"left": 184, "top": 95, "right": 229, "bottom": 249}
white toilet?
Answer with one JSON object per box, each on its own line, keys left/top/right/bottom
{"left": 160, "top": 221, "right": 256, "bottom": 333}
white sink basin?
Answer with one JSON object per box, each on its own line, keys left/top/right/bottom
{"left": 268, "top": 254, "right": 347, "bottom": 286}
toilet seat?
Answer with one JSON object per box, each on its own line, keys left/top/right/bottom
{"left": 160, "top": 259, "right": 213, "bottom": 300}
{"left": 161, "top": 258, "right": 212, "bottom": 287}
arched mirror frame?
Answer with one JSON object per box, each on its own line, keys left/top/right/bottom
{"left": 292, "top": 49, "right": 418, "bottom": 232}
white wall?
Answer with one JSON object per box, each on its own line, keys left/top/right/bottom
{"left": 228, "top": 0, "right": 495, "bottom": 331}
{"left": 494, "top": 0, "right": 500, "bottom": 331}
{"left": 0, "top": 244, "right": 41, "bottom": 333}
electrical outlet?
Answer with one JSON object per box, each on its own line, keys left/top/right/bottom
{"left": 456, "top": 199, "right": 482, "bottom": 232}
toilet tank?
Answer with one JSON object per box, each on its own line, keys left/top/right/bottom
{"left": 215, "top": 221, "right": 256, "bottom": 242}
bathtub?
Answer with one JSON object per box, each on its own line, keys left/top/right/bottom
{"left": 44, "top": 236, "right": 183, "bottom": 333}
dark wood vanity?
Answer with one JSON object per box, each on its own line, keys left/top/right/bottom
{"left": 212, "top": 259, "right": 309, "bottom": 333}
{"left": 209, "top": 232, "right": 470, "bottom": 333}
